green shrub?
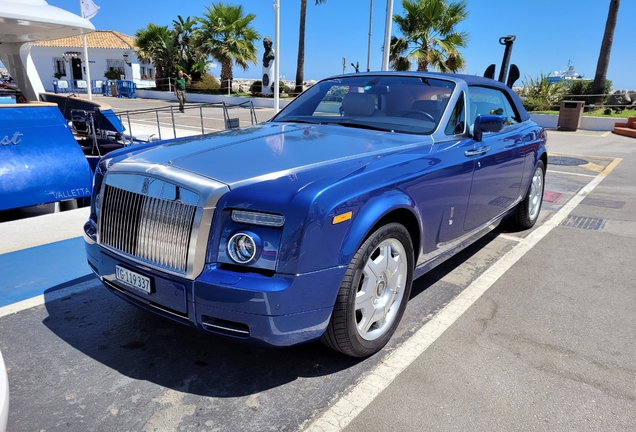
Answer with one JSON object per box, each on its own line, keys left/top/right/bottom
{"left": 518, "top": 74, "right": 566, "bottom": 110}
{"left": 250, "top": 80, "right": 262, "bottom": 95}
{"left": 563, "top": 79, "right": 613, "bottom": 105}
{"left": 522, "top": 98, "right": 553, "bottom": 112}
{"left": 104, "top": 68, "right": 122, "bottom": 80}
{"left": 249, "top": 80, "right": 285, "bottom": 95}
{"left": 271, "top": 80, "right": 285, "bottom": 94}
{"left": 190, "top": 73, "right": 220, "bottom": 91}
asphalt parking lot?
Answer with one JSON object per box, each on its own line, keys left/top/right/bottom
{"left": 1, "top": 103, "right": 635, "bottom": 431}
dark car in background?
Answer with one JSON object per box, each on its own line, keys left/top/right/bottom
{"left": 85, "top": 72, "right": 547, "bottom": 357}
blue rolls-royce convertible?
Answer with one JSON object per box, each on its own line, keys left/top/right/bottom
{"left": 84, "top": 72, "right": 547, "bottom": 357}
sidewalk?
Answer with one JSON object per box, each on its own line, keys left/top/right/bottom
{"left": 314, "top": 130, "right": 636, "bottom": 431}
{"left": 0, "top": 208, "right": 92, "bottom": 309}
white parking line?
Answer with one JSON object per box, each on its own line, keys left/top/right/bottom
{"left": 549, "top": 169, "right": 597, "bottom": 178}
{"left": 301, "top": 157, "right": 622, "bottom": 432}
{"left": 496, "top": 233, "right": 522, "bottom": 242}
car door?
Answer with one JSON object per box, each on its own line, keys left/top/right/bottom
{"left": 463, "top": 86, "right": 525, "bottom": 232}
{"left": 401, "top": 90, "right": 476, "bottom": 267}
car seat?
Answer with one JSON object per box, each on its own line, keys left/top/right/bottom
{"left": 342, "top": 93, "right": 384, "bottom": 116}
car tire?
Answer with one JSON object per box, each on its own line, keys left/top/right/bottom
{"left": 321, "top": 222, "right": 414, "bottom": 357}
{"left": 513, "top": 160, "right": 545, "bottom": 229}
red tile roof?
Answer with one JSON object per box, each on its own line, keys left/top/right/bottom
{"left": 34, "top": 30, "right": 135, "bottom": 49}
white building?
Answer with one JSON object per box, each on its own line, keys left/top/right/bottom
{"left": 31, "top": 30, "right": 155, "bottom": 91}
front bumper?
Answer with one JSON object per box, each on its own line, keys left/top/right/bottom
{"left": 85, "top": 239, "right": 346, "bottom": 347}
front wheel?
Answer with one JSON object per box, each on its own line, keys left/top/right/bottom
{"left": 513, "top": 160, "right": 545, "bottom": 229}
{"left": 321, "top": 222, "right": 414, "bottom": 357}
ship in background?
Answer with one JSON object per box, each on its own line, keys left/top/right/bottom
{"left": 547, "top": 61, "right": 584, "bottom": 84}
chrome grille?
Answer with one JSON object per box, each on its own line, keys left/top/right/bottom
{"left": 100, "top": 184, "right": 197, "bottom": 273}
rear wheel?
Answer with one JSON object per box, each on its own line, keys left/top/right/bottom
{"left": 513, "top": 160, "right": 545, "bottom": 229}
{"left": 321, "top": 222, "right": 414, "bottom": 357}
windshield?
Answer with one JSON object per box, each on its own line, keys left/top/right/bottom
{"left": 272, "top": 75, "right": 455, "bottom": 134}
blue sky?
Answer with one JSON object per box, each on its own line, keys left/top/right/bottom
{"left": 46, "top": 0, "right": 634, "bottom": 89}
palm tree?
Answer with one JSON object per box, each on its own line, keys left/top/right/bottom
{"left": 389, "top": 0, "right": 468, "bottom": 72}
{"left": 197, "top": 2, "right": 260, "bottom": 92}
{"left": 294, "top": 0, "right": 327, "bottom": 95}
{"left": 135, "top": 24, "right": 178, "bottom": 89}
{"left": 172, "top": 15, "right": 209, "bottom": 81}
{"left": 591, "top": 0, "right": 620, "bottom": 104}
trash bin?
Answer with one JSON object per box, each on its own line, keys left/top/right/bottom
{"left": 110, "top": 82, "right": 118, "bottom": 97}
{"left": 558, "top": 100, "right": 585, "bottom": 131}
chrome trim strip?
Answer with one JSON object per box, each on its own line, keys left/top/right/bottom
{"left": 83, "top": 230, "right": 96, "bottom": 245}
{"left": 104, "top": 280, "right": 188, "bottom": 319}
{"left": 201, "top": 322, "right": 250, "bottom": 336}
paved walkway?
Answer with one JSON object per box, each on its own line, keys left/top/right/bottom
{"left": 330, "top": 130, "right": 636, "bottom": 431}
{"left": 75, "top": 93, "right": 276, "bottom": 140}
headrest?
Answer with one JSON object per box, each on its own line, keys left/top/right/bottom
{"left": 342, "top": 93, "right": 376, "bottom": 116}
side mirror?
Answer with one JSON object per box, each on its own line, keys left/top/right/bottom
{"left": 473, "top": 114, "right": 505, "bottom": 142}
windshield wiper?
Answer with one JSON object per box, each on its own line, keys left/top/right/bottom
{"left": 273, "top": 118, "right": 318, "bottom": 124}
{"left": 320, "top": 120, "right": 390, "bottom": 132}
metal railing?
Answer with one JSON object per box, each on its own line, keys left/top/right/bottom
{"left": 112, "top": 100, "right": 259, "bottom": 144}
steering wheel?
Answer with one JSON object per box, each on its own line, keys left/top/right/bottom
{"left": 402, "top": 110, "right": 435, "bottom": 122}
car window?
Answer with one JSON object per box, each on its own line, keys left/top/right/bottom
{"left": 468, "top": 86, "right": 520, "bottom": 132}
{"left": 444, "top": 91, "right": 465, "bottom": 135}
{"left": 273, "top": 76, "right": 456, "bottom": 135}
{"left": 314, "top": 85, "right": 349, "bottom": 116}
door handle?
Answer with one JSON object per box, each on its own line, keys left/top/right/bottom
{"left": 464, "top": 146, "right": 490, "bottom": 157}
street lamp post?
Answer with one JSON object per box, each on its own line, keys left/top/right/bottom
{"left": 367, "top": 0, "right": 373, "bottom": 72}
{"left": 381, "top": 0, "right": 394, "bottom": 71}
{"left": 79, "top": 0, "right": 93, "bottom": 99}
{"left": 273, "top": 0, "right": 280, "bottom": 113}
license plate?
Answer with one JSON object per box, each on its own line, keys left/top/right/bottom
{"left": 115, "top": 265, "right": 151, "bottom": 294}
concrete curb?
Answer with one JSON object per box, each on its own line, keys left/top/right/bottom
{"left": 529, "top": 113, "right": 627, "bottom": 131}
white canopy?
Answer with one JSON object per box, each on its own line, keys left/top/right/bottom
{"left": 0, "top": 0, "right": 95, "bottom": 100}
{"left": 0, "top": 0, "right": 94, "bottom": 44}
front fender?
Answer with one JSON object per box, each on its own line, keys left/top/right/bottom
{"left": 295, "top": 187, "right": 421, "bottom": 274}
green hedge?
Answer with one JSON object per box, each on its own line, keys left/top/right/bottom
{"left": 563, "top": 79, "right": 613, "bottom": 105}
{"left": 249, "top": 80, "right": 286, "bottom": 96}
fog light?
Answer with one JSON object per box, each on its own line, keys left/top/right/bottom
{"left": 227, "top": 232, "right": 259, "bottom": 264}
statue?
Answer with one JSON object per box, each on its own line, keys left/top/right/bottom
{"left": 261, "top": 36, "right": 275, "bottom": 96}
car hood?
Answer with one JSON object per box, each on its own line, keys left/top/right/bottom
{"left": 113, "top": 122, "right": 432, "bottom": 187}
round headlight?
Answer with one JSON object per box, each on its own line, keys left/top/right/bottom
{"left": 227, "top": 232, "right": 258, "bottom": 264}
